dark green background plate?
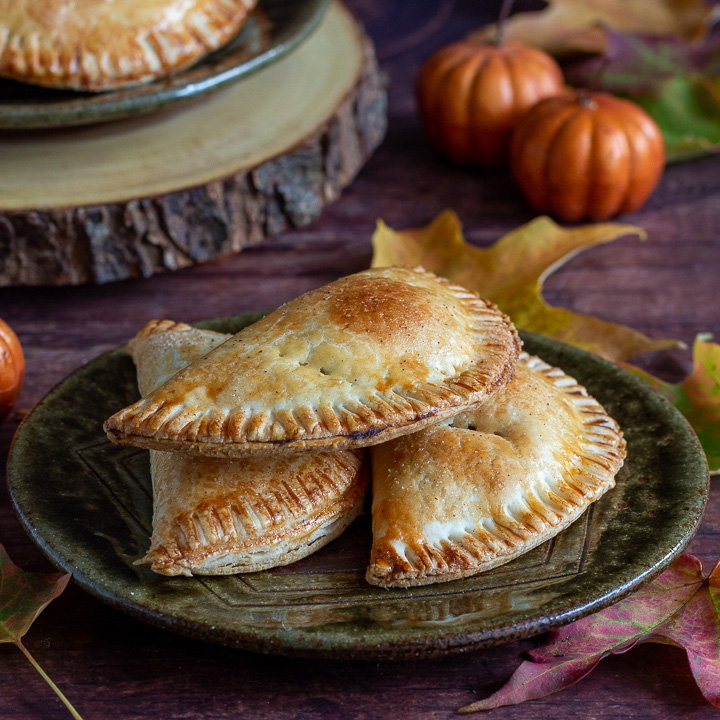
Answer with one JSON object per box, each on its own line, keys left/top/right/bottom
{"left": 0, "top": 0, "right": 327, "bottom": 129}
{"left": 7, "top": 317, "right": 709, "bottom": 659}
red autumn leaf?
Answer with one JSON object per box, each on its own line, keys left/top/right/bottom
{"left": 459, "top": 554, "right": 720, "bottom": 713}
{"left": 0, "top": 543, "right": 83, "bottom": 720}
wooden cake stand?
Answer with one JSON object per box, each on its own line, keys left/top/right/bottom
{"left": 0, "top": 1, "right": 386, "bottom": 286}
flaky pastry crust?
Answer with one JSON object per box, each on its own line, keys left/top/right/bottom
{"left": 367, "top": 353, "right": 626, "bottom": 588}
{"left": 128, "top": 320, "right": 368, "bottom": 576}
{"left": 0, "top": 0, "right": 257, "bottom": 91}
{"left": 104, "top": 267, "right": 521, "bottom": 457}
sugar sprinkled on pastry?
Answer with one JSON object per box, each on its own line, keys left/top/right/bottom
{"left": 129, "top": 320, "right": 368, "bottom": 577}
{"left": 0, "top": 0, "right": 257, "bottom": 91}
{"left": 104, "top": 267, "right": 521, "bottom": 457}
{"left": 366, "top": 352, "right": 626, "bottom": 588}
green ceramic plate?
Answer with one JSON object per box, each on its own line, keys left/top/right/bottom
{"left": 0, "top": 0, "right": 327, "bottom": 129}
{"left": 7, "top": 317, "right": 709, "bottom": 660}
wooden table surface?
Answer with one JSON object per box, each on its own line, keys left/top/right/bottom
{"left": 2, "top": 1, "right": 719, "bottom": 718}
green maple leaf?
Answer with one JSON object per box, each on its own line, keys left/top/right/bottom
{"left": 0, "top": 544, "right": 83, "bottom": 719}
{"left": 629, "top": 76, "right": 720, "bottom": 163}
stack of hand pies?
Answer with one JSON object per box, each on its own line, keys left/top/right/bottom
{"left": 0, "top": 0, "right": 258, "bottom": 91}
{"left": 104, "top": 267, "right": 626, "bottom": 588}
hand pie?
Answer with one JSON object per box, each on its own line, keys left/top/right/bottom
{"left": 105, "top": 267, "right": 521, "bottom": 457}
{"left": 367, "top": 353, "right": 626, "bottom": 588}
{"left": 128, "top": 320, "right": 368, "bottom": 577}
{"left": 0, "top": 0, "right": 257, "bottom": 91}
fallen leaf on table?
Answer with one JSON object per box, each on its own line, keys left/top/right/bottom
{"left": 0, "top": 544, "right": 82, "bottom": 719}
{"left": 559, "top": 27, "right": 720, "bottom": 162}
{"left": 623, "top": 335, "right": 720, "bottom": 473}
{"left": 472, "top": 0, "right": 714, "bottom": 57}
{"left": 563, "top": 28, "right": 720, "bottom": 93}
{"left": 629, "top": 75, "right": 720, "bottom": 162}
{"left": 459, "top": 554, "right": 720, "bottom": 713}
{"left": 371, "top": 211, "right": 680, "bottom": 362}
{"left": 470, "top": 0, "right": 720, "bottom": 162}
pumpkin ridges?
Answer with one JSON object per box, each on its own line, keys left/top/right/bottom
{"left": 620, "top": 120, "right": 661, "bottom": 214}
{"left": 468, "top": 52, "right": 500, "bottom": 162}
{"left": 603, "top": 94, "right": 665, "bottom": 214}
{"left": 417, "top": 42, "right": 477, "bottom": 91}
{"left": 417, "top": 48, "right": 478, "bottom": 155}
{"left": 416, "top": 38, "right": 564, "bottom": 167}
{"left": 536, "top": 62, "right": 565, "bottom": 97}
{"left": 510, "top": 90, "right": 665, "bottom": 220}
{"left": 621, "top": 129, "right": 640, "bottom": 216}
{"left": 545, "top": 109, "right": 595, "bottom": 222}
{"left": 0, "top": 318, "right": 24, "bottom": 422}
{"left": 511, "top": 102, "right": 577, "bottom": 213}
{"left": 505, "top": 52, "right": 537, "bottom": 114}
{"left": 505, "top": 42, "right": 564, "bottom": 91}
{"left": 418, "top": 55, "right": 461, "bottom": 152}
{"left": 587, "top": 111, "right": 631, "bottom": 220}
{"left": 614, "top": 104, "right": 665, "bottom": 214}
{"left": 470, "top": 52, "right": 514, "bottom": 165}
{"left": 520, "top": 49, "right": 564, "bottom": 108}
{"left": 511, "top": 94, "right": 573, "bottom": 149}
{"left": 467, "top": 53, "right": 494, "bottom": 164}
{"left": 439, "top": 53, "right": 490, "bottom": 163}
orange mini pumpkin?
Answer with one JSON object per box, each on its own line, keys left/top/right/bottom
{"left": 510, "top": 90, "right": 666, "bottom": 221}
{"left": 0, "top": 318, "right": 24, "bottom": 422}
{"left": 416, "top": 39, "right": 564, "bottom": 168}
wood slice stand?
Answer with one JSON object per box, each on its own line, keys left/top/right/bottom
{"left": 0, "top": 1, "right": 386, "bottom": 286}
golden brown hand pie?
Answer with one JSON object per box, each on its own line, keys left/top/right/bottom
{"left": 129, "top": 320, "right": 368, "bottom": 576}
{"left": 0, "top": 0, "right": 257, "bottom": 91}
{"left": 367, "top": 353, "right": 626, "bottom": 588}
{"left": 104, "top": 267, "right": 521, "bottom": 457}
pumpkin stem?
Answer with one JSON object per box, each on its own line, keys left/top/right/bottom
{"left": 495, "top": 0, "right": 515, "bottom": 45}
{"left": 587, "top": 55, "right": 612, "bottom": 93}
{"left": 577, "top": 90, "right": 598, "bottom": 110}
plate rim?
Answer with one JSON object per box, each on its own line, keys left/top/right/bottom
{"left": 0, "top": 0, "right": 329, "bottom": 130}
{"left": 6, "top": 321, "right": 710, "bottom": 660}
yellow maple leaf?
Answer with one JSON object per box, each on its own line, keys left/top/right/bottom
{"left": 371, "top": 210, "right": 681, "bottom": 362}
{"left": 472, "top": 0, "right": 713, "bottom": 56}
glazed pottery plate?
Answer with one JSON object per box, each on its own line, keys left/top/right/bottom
{"left": 7, "top": 317, "right": 709, "bottom": 660}
{"left": 0, "top": 0, "right": 327, "bottom": 129}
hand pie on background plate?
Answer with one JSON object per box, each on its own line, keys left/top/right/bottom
{"left": 0, "top": 0, "right": 257, "bottom": 91}
{"left": 367, "top": 353, "right": 626, "bottom": 588}
{"left": 105, "top": 267, "right": 521, "bottom": 456}
{"left": 129, "top": 320, "right": 368, "bottom": 577}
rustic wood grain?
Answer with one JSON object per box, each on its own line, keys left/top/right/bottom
{"left": 0, "top": 4, "right": 387, "bottom": 287}
{"left": 1, "top": 0, "right": 719, "bottom": 718}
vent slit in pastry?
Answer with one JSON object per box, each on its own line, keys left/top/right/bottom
{"left": 105, "top": 267, "right": 521, "bottom": 457}
{"left": 367, "top": 352, "right": 626, "bottom": 588}
{"left": 124, "top": 320, "right": 369, "bottom": 577}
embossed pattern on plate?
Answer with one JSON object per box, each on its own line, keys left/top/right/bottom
{"left": 7, "top": 315, "right": 709, "bottom": 659}
{"left": 0, "top": 0, "right": 327, "bottom": 129}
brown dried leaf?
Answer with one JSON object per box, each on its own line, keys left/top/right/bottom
{"left": 472, "top": 0, "right": 714, "bottom": 57}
